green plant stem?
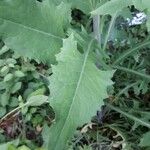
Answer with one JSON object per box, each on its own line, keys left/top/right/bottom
{"left": 106, "top": 103, "right": 150, "bottom": 128}
{"left": 93, "top": 15, "right": 107, "bottom": 70}
{"left": 93, "top": 15, "right": 101, "bottom": 46}
{"left": 0, "top": 106, "right": 22, "bottom": 123}
{"left": 102, "top": 13, "right": 117, "bottom": 51}
{"left": 93, "top": 15, "right": 111, "bottom": 70}
{"left": 0, "top": 100, "right": 37, "bottom": 123}
{"left": 93, "top": 15, "right": 102, "bottom": 58}
{"left": 95, "top": 52, "right": 111, "bottom": 69}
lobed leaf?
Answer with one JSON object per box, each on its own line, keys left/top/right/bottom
{"left": 52, "top": 0, "right": 108, "bottom": 14}
{"left": 48, "top": 35, "right": 114, "bottom": 150}
{"left": 0, "top": 0, "right": 71, "bottom": 64}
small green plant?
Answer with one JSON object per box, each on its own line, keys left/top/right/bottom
{"left": 0, "top": 45, "right": 51, "bottom": 149}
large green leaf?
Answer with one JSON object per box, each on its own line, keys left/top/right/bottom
{"left": 91, "top": 0, "right": 150, "bottom": 30}
{"left": 91, "top": 0, "right": 150, "bottom": 16}
{"left": 0, "top": 0, "right": 71, "bottom": 64}
{"left": 70, "top": 0, "right": 106, "bottom": 14}
{"left": 53, "top": 0, "right": 108, "bottom": 14}
{"left": 48, "top": 35, "right": 114, "bottom": 150}
{"left": 91, "top": 0, "right": 132, "bottom": 16}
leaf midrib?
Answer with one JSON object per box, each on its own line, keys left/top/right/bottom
{"left": 53, "top": 39, "right": 94, "bottom": 149}
{"left": 0, "top": 17, "right": 62, "bottom": 40}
